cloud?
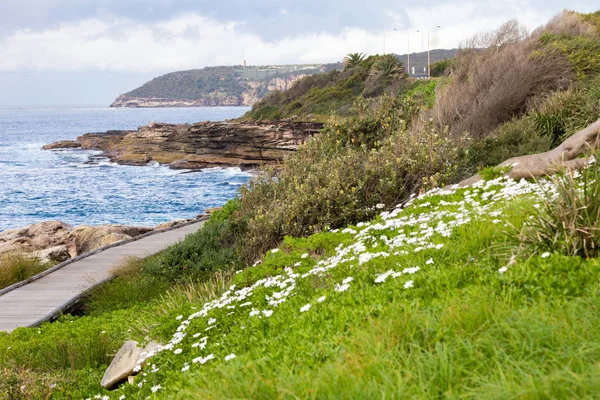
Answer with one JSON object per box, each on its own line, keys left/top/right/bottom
{"left": 0, "top": 0, "right": 595, "bottom": 73}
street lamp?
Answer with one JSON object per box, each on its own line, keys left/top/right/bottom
{"left": 407, "top": 30, "right": 420, "bottom": 77}
{"left": 383, "top": 29, "right": 398, "bottom": 55}
{"left": 427, "top": 26, "right": 442, "bottom": 79}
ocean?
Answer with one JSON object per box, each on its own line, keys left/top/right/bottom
{"left": 0, "top": 105, "right": 251, "bottom": 232}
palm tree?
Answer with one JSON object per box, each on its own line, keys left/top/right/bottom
{"left": 343, "top": 52, "right": 366, "bottom": 70}
{"left": 372, "top": 55, "right": 404, "bottom": 79}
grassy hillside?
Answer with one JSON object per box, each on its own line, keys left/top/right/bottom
{"left": 245, "top": 50, "right": 456, "bottom": 121}
{"left": 3, "top": 169, "right": 600, "bottom": 398}
{"left": 2, "top": 10, "right": 600, "bottom": 399}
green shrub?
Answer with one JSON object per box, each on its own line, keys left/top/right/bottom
{"left": 237, "top": 96, "right": 466, "bottom": 261}
{"left": 533, "top": 80, "right": 600, "bottom": 145}
{"left": 516, "top": 160, "right": 600, "bottom": 258}
{"left": 143, "top": 220, "right": 242, "bottom": 282}
{"left": 430, "top": 58, "right": 453, "bottom": 77}
{"left": 463, "top": 116, "right": 552, "bottom": 176}
{"left": 479, "top": 165, "right": 513, "bottom": 181}
{"left": 208, "top": 198, "right": 240, "bottom": 223}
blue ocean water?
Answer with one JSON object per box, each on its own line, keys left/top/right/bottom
{"left": 0, "top": 106, "right": 252, "bottom": 232}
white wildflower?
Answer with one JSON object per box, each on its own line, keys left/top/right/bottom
{"left": 271, "top": 248, "right": 280, "bottom": 253}
{"left": 173, "top": 348, "right": 183, "bottom": 355}
{"left": 300, "top": 304, "right": 311, "bottom": 312}
{"left": 175, "top": 315, "right": 183, "bottom": 320}
{"left": 498, "top": 266, "right": 508, "bottom": 273}
{"left": 404, "top": 280, "right": 414, "bottom": 289}
{"left": 317, "top": 296, "right": 326, "bottom": 303}
{"left": 335, "top": 283, "right": 350, "bottom": 292}
{"left": 151, "top": 384, "right": 162, "bottom": 393}
{"left": 224, "top": 353, "right": 237, "bottom": 361}
{"left": 262, "top": 310, "right": 273, "bottom": 317}
{"left": 541, "top": 252, "right": 550, "bottom": 258}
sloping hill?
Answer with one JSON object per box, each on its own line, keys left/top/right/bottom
{"left": 110, "top": 64, "right": 341, "bottom": 108}
{"left": 110, "top": 50, "right": 456, "bottom": 109}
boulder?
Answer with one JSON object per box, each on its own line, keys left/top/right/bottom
{"left": 31, "top": 245, "right": 70, "bottom": 263}
{"left": 101, "top": 341, "right": 143, "bottom": 390}
{"left": 101, "top": 340, "right": 162, "bottom": 390}
{"left": 42, "top": 140, "right": 81, "bottom": 150}
{"left": 65, "top": 226, "right": 132, "bottom": 257}
{"left": 155, "top": 221, "right": 184, "bottom": 230}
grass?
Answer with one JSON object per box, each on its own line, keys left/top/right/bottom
{"left": 2, "top": 173, "right": 600, "bottom": 398}
{"left": 0, "top": 253, "right": 51, "bottom": 291}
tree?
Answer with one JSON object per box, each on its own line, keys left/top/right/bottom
{"left": 372, "top": 55, "right": 405, "bottom": 79}
{"left": 343, "top": 53, "right": 366, "bottom": 70}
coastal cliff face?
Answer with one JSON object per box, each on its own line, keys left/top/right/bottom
{"left": 110, "top": 93, "right": 260, "bottom": 108}
{"left": 109, "top": 67, "right": 319, "bottom": 108}
{"left": 44, "top": 121, "right": 324, "bottom": 169}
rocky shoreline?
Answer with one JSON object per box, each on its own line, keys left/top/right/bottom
{"left": 43, "top": 120, "right": 324, "bottom": 170}
{"left": 0, "top": 214, "right": 215, "bottom": 264}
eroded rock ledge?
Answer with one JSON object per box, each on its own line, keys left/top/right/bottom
{"left": 0, "top": 219, "right": 198, "bottom": 263}
{"left": 43, "top": 120, "right": 324, "bottom": 170}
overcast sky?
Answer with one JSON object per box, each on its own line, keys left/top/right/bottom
{"left": 0, "top": 0, "right": 597, "bottom": 106}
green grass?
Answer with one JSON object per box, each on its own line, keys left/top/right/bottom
{"left": 3, "top": 174, "right": 599, "bottom": 398}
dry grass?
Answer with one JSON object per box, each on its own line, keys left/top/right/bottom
{"left": 433, "top": 19, "right": 574, "bottom": 138}
{"left": 0, "top": 253, "right": 49, "bottom": 290}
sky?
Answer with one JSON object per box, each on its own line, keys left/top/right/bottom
{"left": 0, "top": 0, "right": 597, "bottom": 106}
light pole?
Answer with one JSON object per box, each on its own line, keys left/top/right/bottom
{"left": 427, "top": 26, "right": 442, "bottom": 79}
{"left": 383, "top": 28, "right": 398, "bottom": 55}
{"left": 407, "top": 30, "right": 420, "bottom": 77}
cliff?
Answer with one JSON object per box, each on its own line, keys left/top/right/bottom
{"left": 110, "top": 64, "right": 341, "bottom": 108}
{"left": 43, "top": 121, "right": 324, "bottom": 170}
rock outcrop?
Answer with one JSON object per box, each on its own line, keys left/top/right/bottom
{"left": 44, "top": 120, "right": 324, "bottom": 170}
{"left": 101, "top": 340, "right": 161, "bottom": 390}
{"left": 0, "top": 219, "right": 193, "bottom": 263}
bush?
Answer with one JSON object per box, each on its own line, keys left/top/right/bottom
{"left": 463, "top": 116, "right": 552, "bottom": 175}
{"left": 430, "top": 58, "right": 453, "bottom": 77}
{"left": 143, "top": 219, "right": 242, "bottom": 282}
{"left": 237, "top": 96, "right": 466, "bottom": 261}
{"left": 532, "top": 78, "right": 600, "bottom": 145}
{"left": 516, "top": 159, "right": 600, "bottom": 258}
{"left": 434, "top": 19, "right": 574, "bottom": 138}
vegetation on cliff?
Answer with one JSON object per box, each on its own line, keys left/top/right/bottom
{"left": 111, "top": 64, "right": 340, "bottom": 107}
{"left": 2, "top": 10, "right": 600, "bottom": 399}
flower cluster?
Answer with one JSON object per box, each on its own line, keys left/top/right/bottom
{"left": 89, "top": 175, "right": 563, "bottom": 399}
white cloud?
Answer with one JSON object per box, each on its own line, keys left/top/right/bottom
{"left": 0, "top": 3, "right": 557, "bottom": 73}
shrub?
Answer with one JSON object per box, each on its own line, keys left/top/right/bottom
{"left": 143, "top": 219, "right": 242, "bottom": 282}
{"left": 237, "top": 96, "right": 466, "bottom": 261}
{"left": 532, "top": 78, "right": 600, "bottom": 145}
{"left": 516, "top": 159, "right": 600, "bottom": 258}
{"left": 463, "top": 116, "right": 552, "bottom": 175}
{"left": 429, "top": 58, "right": 453, "bottom": 77}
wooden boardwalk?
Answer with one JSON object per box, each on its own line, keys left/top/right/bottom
{"left": 0, "top": 220, "right": 205, "bottom": 333}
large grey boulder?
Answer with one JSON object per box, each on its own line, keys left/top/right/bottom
{"left": 101, "top": 341, "right": 143, "bottom": 390}
{"left": 101, "top": 340, "right": 161, "bottom": 390}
